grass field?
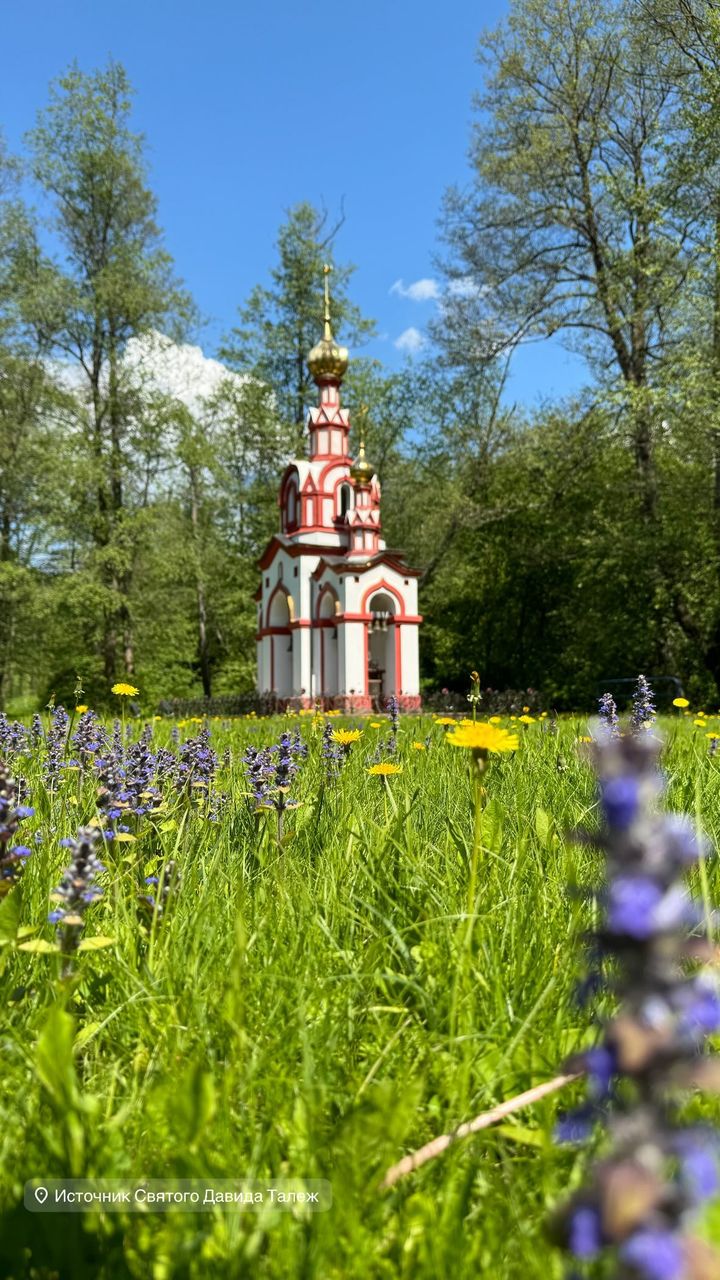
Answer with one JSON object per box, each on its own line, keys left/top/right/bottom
{"left": 1, "top": 707, "right": 719, "bottom": 1279}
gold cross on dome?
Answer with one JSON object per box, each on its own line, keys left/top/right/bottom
{"left": 323, "top": 264, "right": 332, "bottom": 326}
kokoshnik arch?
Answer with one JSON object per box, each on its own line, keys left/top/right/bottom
{"left": 255, "top": 268, "right": 422, "bottom": 711}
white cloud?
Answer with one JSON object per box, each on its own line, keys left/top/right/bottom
{"left": 390, "top": 277, "right": 440, "bottom": 302}
{"left": 51, "top": 330, "right": 248, "bottom": 419}
{"left": 394, "top": 326, "right": 425, "bottom": 354}
{"left": 122, "top": 331, "right": 246, "bottom": 415}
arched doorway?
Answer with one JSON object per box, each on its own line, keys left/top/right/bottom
{"left": 268, "top": 587, "right": 293, "bottom": 695}
{"left": 318, "top": 588, "right": 339, "bottom": 697}
{"left": 367, "top": 590, "right": 397, "bottom": 706}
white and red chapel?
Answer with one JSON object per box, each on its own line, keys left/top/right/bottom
{"left": 255, "top": 270, "right": 422, "bottom": 711}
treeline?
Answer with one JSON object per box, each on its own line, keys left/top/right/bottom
{"left": 3, "top": 1, "right": 720, "bottom": 710}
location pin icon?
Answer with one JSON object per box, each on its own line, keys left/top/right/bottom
{"left": 34, "top": 1187, "right": 48, "bottom": 1204}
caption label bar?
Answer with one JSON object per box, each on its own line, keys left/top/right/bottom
{"left": 24, "top": 1179, "right": 332, "bottom": 1213}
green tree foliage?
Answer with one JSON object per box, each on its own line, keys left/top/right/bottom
{"left": 22, "top": 61, "right": 192, "bottom": 686}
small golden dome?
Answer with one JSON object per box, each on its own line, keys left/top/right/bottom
{"left": 307, "top": 264, "right": 349, "bottom": 383}
{"left": 350, "top": 439, "right": 375, "bottom": 485}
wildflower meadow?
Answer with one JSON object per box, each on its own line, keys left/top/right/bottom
{"left": 2, "top": 685, "right": 720, "bottom": 1278}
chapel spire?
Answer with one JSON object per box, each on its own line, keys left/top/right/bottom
{"left": 307, "top": 264, "right": 349, "bottom": 385}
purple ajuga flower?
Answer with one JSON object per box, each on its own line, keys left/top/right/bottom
{"left": 601, "top": 775, "right": 640, "bottom": 830}
{"left": 321, "top": 722, "right": 344, "bottom": 780}
{"left": 620, "top": 1228, "right": 684, "bottom": 1279}
{"left": 71, "top": 710, "right": 108, "bottom": 766}
{"left": 672, "top": 1131, "right": 720, "bottom": 1204}
{"left": 0, "top": 714, "right": 30, "bottom": 757}
{"left": 630, "top": 674, "right": 656, "bottom": 734}
{"left": 607, "top": 875, "right": 664, "bottom": 938}
{"left": 243, "top": 733, "right": 307, "bottom": 836}
{"left": 49, "top": 826, "right": 105, "bottom": 968}
{"left": 552, "top": 731, "right": 720, "bottom": 1273}
{"left": 598, "top": 693, "right": 619, "bottom": 738}
{"left": 568, "top": 1205, "right": 602, "bottom": 1259}
{"left": 0, "top": 763, "right": 35, "bottom": 886}
{"left": 43, "top": 705, "right": 69, "bottom": 785}
{"left": 386, "top": 696, "right": 399, "bottom": 753}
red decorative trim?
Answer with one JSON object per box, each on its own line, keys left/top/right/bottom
{"left": 256, "top": 626, "right": 292, "bottom": 640}
{"left": 265, "top": 581, "right": 294, "bottom": 629}
{"left": 316, "top": 583, "right": 340, "bottom": 620}
{"left": 317, "top": 459, "right": 350, "bottom": 487}
{"left": 291, "top": 524, "right": 347, "bottom": 536}
{"left": 360, "top": 578, "right": 405, "bottom": 616}
{"left": 258, "top": 538, "right": 343, "bottom": 569}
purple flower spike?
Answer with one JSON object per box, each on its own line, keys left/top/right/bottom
{"left": 568, "top": 1206, "right": 602, "bottom": 1258}
{"left": 600, "top": 775, "right": 639, "bottom": 830}
{"left": 620, "top": 1229, "right": 684, "bottom": 1280}
{"left": 607, "top": 875, "right": 663, "bottom": 938}
{"left": 553, "top": 731, "right": 720, "bottom": 1273}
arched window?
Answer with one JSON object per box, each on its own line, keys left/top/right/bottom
{"left": 285, "top": 480, "right": 298, "bottom": 531}
{"left": 338, "top": 483, "right": 353, "bottom": 519}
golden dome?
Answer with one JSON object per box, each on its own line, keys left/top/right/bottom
{"left": 307, "top": 265, "right": 349, "bottom": 383}
{"left": 350, "top": 438, "right": 375, "bottom": 485}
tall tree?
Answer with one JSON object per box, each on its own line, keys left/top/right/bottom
{"left": 0, "top": 136, "right": 65, "bottom": 701}
{"left": 220, "top": 202, "right": 375, "bottom": 435}
{"left": 22, "top": 61, "right": 191, "bottom": 684}
{"left": 436, "top": 0, "right": 695, "bottom": 522}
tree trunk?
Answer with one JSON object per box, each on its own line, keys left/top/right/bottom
{"left": 190, "top": 466, "right": 211, "bottom": 698}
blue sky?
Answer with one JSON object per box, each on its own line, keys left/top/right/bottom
{"left": 0, "top": 0, "right": 586, "bottom": 406}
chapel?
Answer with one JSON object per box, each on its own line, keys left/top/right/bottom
{"left": 255, "top": 268, "right": 422, "bottom": 711}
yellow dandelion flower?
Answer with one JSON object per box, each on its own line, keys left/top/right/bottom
{"left": 522, "top": 705, "right": 530, "bottom": 713}
{"left": 367, "top": 763, "right": 403, "bottom": 776}
{"left": 332, "top": 728, "right": 362, "bottom": 744}
{"left": 673, "top": 697, "right": 689, "bottom": 708}
{"left": 694, "top": 719, "right": 706, "bottom": 727}
{"left": 369, "top": 721, "right": 384, "bottom": 728}
{"left": 111, "top": 682, "right": 139, "bottom": 697}
{"left": 706, "top": 731, "right": 719, "bottom": 739}
{"left": 518, "top": 714, "right": 535, "bottom": 724}
{"left": 75, "top": 704, "right": 88, "bottom": 714}
{"left": 578, "top": 736, "right": 592, "bottom": 744}
{"left": 326, "top": 709, "right": 342, "bottom": 717}
{"left": 447, "top": 723, "right": 519, "bottom": 753}
{"left": 434, "top": 717, "right": 456, "bottom": 726}
{"left": 412, "top": 741, "right": 426, "bottom": 750}
{"left": 489, "top": 715, "right": 502, "bottom": 724}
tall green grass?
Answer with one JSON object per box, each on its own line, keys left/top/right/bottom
{"left": 1, "top": 714, "right": 719, "bottom": 1278}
